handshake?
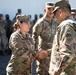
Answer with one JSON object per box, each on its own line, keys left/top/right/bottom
{"left": 35, "top": 50, "right": 48, "bottom": 61}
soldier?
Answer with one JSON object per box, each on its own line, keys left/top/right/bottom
{"left": 39, "top": 14, "right": 43, "bottom": 19}
{"left": 32, "top": 2, "right": 58, "bottom": 75}
{"left": 6, "top": 15, "right": 47, "bottom": 75}
{"left": 71, "top": 8, "right": 76, "bottom": 20}
{"left": 17, "top": 9, "right": 22, "bottom": 15}
{"left": 28, "top": 15, "right": 33, "bottom": 36}
{"left": 0, "top": 14, "right": 8, "bottom": 55}
{"left": 5, "top": 14, "right": 13, "bottom": 40}
{"left": 13, "top": 9, "right": 22, "bottom": 25}
{"left": 33, "top": 14, "right": 38, "bottom": 25}
{"left": 49, "top": 1, "right": 76, "bottom": 75}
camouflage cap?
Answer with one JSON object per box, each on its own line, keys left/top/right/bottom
{"left": 45, "top": 2, "right": 54, "bottom": 8}
{"left": 16, "top": 15, "right": 30, "bottom": 22}
{"left": 71, "top": 8, "right": 76, "bottom": 15}
{"left": 53, "top": 1, "right": 70, "bottom": 13}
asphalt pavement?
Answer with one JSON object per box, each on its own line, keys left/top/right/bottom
{"left": 0, "top": 51, "right": 11, "bottom": 75}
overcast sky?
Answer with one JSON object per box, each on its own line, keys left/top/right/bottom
{"left": 0, "top": 0, "right": 76, "bottom": 20}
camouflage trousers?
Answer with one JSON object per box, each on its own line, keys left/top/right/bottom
{"left": 60, "top": 58, "right": 76, "bottom": 75}
{"left": 0, "top": 35, "right": 8, "bottom": 50}
{"left": 36, "top": 57, "right": 50, "bottom": 75}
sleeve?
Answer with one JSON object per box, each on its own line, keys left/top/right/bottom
{"left": 9, "top": 34, "right": 28, "bottom": 57}
{"left": 58, "top": 25, "right": 75, "bottom": 71}
{"left": 32, "top": 22, "right": 43, "bottom": 50}
{"left": 49, "top": 24, "right": 76, "bottom": 74}
{"left": 9, "top": 35, "right": 23, "bottom": 50}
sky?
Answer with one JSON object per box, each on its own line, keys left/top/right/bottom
{"left": 51, "top": 0, "right": 76, "bottom": 8}
{"left": 0, "top": 0, "right": 76, "bottom": 20}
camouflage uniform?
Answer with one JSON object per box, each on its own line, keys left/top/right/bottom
{"left": 49, "top": 1, "right": 76, "bottom": 75}
{"left": 0, "top": 20, "right": 8, "bottom": 51}
{"left": 49, "top": 16, "right": 76, "bottom": 75}
{"left": 6, "top": 30, "right": 35, "bottom": 75}
{"left": 5, "top": 14, "right": 13, "bottom": 40}
{"left": 33, "top": 14, "right": 58, "bottom": 75}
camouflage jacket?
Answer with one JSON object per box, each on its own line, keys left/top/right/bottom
{"left": 0, "top": 21, "right": 7, "bottom": 36}
{"left": 49, "top": 16, "right": 76, "bottom": 74}
{"left": 6, "top": 30, "right": 35, "bottom": 73}
{"left": 32, "top": 16, "right": 58, "bottom": 50}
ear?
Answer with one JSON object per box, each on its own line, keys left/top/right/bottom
{"left": 59, "top": 9, "right": 63, "bottom": 16}
{"left": 44, "top": 8, "right": 46, "bottom": 12}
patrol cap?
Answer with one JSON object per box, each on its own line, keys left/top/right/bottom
{"left": 53, "top": 1, "right": 71, "bottom": 13}
{"left": 71, "top": 8, "right": 76, "bottom": 15}
{"left": 45, "top": 2, "right": 54, "bottom": 8}
{"left": 16, "top": 15, "right": 30, "bottom": 22}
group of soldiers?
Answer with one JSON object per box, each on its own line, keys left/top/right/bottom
{"left": 0, "top": 13, "right": 12, "bottom": 55}
{"left": 1, "top": 0, "right": 76, "bottom": 75}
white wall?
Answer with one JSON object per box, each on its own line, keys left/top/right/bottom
{"left": 0, "top": 0, "right": 76, "bottom": 20}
